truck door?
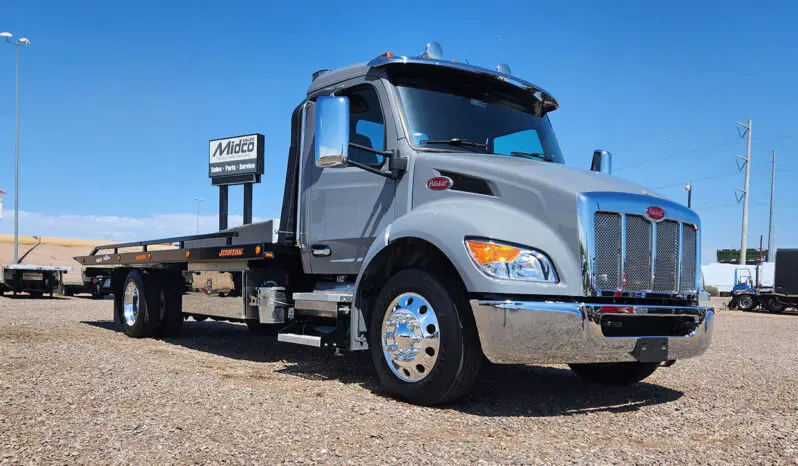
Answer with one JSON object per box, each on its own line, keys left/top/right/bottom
{"left": 301, "top": 82, "right": 397, "bottom": 275}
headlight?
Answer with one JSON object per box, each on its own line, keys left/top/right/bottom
{"left": 465, "top": 239, "right": 558, "bottom": 283}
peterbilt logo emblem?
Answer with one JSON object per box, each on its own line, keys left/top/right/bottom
{"left": 646, "top": 206, "right": 666, "bottom": 221}
{"left": 426, "top": 176, "right": 453, "bottom": 191}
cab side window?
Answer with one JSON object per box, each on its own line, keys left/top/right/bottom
{"left": 343, "top": 86, "right": 385, "bottom": 166}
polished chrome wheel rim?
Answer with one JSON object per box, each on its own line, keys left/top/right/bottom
{"left": 381, "top": 292, "right": 440, "bottom": 382}
{"left": 123, "top": 281, "right": 140, "bottom": 326}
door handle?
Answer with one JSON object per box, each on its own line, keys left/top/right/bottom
{"left": 311, "top": 245, "right": 331, "bottom": 257}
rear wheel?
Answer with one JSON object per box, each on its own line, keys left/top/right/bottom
{"left": 156, "top": 271, "right": 184, "bottom": 337}
{"left": 738, "top": 295, "right": 755, "bottom": 311}
{"left": 368, "top": 269, "right": 482, "bottom": 406}
{"left": 569, "top": 362, "right": 660, "bottom": 385}
{"left": 116, "top": 270, "right": 160, "bottom": 338}
{"left": 766, "top": 297, "right": 785, "bottom": 313}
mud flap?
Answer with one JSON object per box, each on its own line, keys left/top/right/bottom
{"left": 632, "top": 338, "right": 668, "bottom": 363}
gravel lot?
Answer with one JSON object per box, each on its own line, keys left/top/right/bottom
{"left": 1, "top": 294, "right": 797, "bottom": 464}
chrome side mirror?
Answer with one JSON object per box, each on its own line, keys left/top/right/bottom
{"left": 590, "top": 150, "right": 612, "bottom": 174}
{"left": 315, "top": 96, "right": 350, "bottom": 168}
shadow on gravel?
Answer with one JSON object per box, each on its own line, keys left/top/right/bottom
{"left": 82, "top": 319, "right": 683, "bottom": 417}
{"left": 458, "top": 363, "right": 683, "bottom": 417}
{"left": 0, "top": 294, "right": 70, "bottom": 300}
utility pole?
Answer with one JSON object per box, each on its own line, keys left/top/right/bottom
{"left": 757, "top": 234, "right": 763, "bottom": 287}
{"left": 736, "top": 119, "right": 752, "bottom": 265}
{"left": 194, "top": 197, "right": 204, "bottom": 234}
{"left": 767, "top": 150, "right": 776, "bottom": 262}
{"left": 1, "top": 32, "right": 31, "bottom": 264}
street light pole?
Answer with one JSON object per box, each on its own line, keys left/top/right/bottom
{"left": 194, "top": 197, "right": 204, "bottom": 234}
{"left": 2, "top": 32, "right": 30, "bottom": 264}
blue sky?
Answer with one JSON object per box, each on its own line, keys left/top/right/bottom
{"left": 0, "top": 0, "right": 796, "bottom": 261}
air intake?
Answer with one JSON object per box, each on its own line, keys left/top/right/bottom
{"left": 438, "top": 171, "right": 494, "bottom": 196}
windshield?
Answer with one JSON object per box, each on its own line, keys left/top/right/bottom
{"left": 392, "top": 71, "right": 564, "bottom": 163}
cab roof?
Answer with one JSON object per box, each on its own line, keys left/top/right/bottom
{"left": 307, "top": 55, "right": 559, "bottom": 111}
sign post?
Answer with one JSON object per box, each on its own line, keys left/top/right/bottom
{"left": 208, "top": 134, "right": 264, "bottom": 231}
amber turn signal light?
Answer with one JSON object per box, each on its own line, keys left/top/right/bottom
{"left": 465, "top": 240, "right": 521, "bottom": 264}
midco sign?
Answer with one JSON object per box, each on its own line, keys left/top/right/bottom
{"left": 208, "top": 133, "right": 265, "bottom": 179}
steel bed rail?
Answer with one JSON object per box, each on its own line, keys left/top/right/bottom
{"left": 88, "top": 231, "right": 239, "bottom": 255}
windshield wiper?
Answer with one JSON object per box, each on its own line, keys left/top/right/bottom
{"left": 422, "top": 138, "right": 488, "bottom": 152}
{"left": 510, "top": 151, "right": 554, "bottom": 162}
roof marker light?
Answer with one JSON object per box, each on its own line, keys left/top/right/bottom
{"left": 379, "top": 51, "right": 393, "bottom": 58}
{"left": 496, "top": 63, "right": 512, "bottom": 75}
{"left": 419, "top": 41, "right": 443, "bottom": 60}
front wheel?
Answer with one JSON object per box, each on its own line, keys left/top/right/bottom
{"left": 738, "top": 295, "right": 755, "bottom": 311}
{"left": 569, "top": 362, "right": 659, "bottom": 385}
{"left": 368, "top": 269, "right": 482, "bottom": 406}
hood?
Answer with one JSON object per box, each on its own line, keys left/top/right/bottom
{"left": 426, "top": 152, "right": 659, "bottom": 198}
{"left": 412, "top": 152, "right": 675, "bottom": 248}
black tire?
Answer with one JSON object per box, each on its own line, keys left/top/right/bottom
{"left": 246, "top": 321, "right": 281, "bottom": 336}
{"left": 90, "top": 282, "right": 103, "bottom": 299}
{"left": 115, "top": 270, "right": 160, "bottom": 338}
{"left": 29, "top": 290, "right": 44, "bottom": 298}
{"left": 156, "top": 271, "right": 184, "bottom": 337}
{"left": 569, "top": 362, "right": 660, "bottom": 385}
{"left": 738, "top": 295, "right": 755, "bottom": 311}
{"left": 368, "top": 268, "right": 483, "bottom": 406}
{"left": 766, "top": 297, "right": 785, "bottom": 314}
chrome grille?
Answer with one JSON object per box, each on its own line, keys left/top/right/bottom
{"left": 624, "top": 215, "right": 653, "bottom": 291}
{"left": 653, "top": 221, "right": 679, "bottom": 291}
{"left": 680, "top": 224, "right": 697, "bottom": 292}
{"left": 592, "top": 211, "right": 698, "bottom": 295}
{"left": 593, "top": 212, "right": 621, "bottom": 289}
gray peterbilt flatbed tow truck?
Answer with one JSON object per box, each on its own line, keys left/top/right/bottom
{"left": 75, "top": 43, "right": 714, "bottom": 405}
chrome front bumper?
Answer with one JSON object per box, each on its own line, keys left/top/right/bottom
{"left": 470, "top": 300, "right": 714, "bottom": 364}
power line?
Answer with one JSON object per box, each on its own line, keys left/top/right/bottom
{"left": 614, "top": 132, "right": 798, "bottom": 173}
{"left": 615, "top": 139, "right": 739, "bottom": 172}
{"left": 651, "top": 171, "right": 738, "bottom": 190}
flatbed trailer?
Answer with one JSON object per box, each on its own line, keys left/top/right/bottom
{"left": 0, "top": 264, "right": 70, "bottom": 297}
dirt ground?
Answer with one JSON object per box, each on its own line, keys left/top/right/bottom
{"left": 1, "top": 295, "right": 796, "bottom": 464}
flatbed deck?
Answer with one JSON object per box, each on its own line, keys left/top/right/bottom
{"left": 74, "top": 229, "right": 295, "bottom": 269}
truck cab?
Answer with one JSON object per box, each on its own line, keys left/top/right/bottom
{"left": 80, "top": 43, "right": 714, "bottom": 406}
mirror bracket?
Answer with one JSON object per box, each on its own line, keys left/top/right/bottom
{"left": 346, "top": 144, "right": 406, "bottom": 179}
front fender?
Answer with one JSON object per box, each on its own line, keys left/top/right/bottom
{"left": 356, "top": 197, "right": 583, "bottom": 297}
